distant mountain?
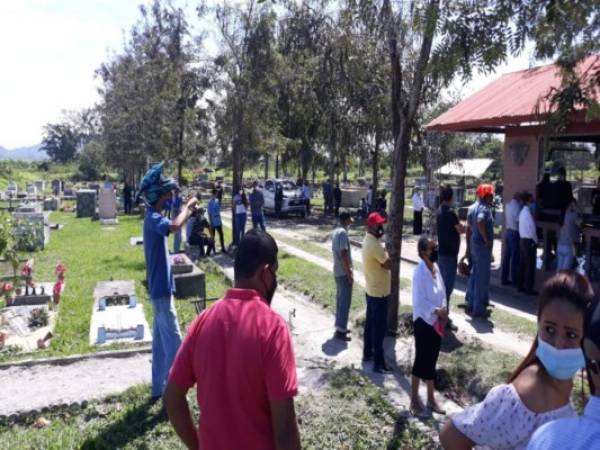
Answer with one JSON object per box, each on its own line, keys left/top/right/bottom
{"left": 0, "top": 144, "right": 48, "bottom": 161}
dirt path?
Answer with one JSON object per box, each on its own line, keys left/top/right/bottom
{"left": 211, "top": 254, "right": 463, "bottom": 427}
{"left": 0, "top": 352, "right": 151, "bottom": 416}
{"left": 221, "top": 215, "right": 532, "bottom": 357}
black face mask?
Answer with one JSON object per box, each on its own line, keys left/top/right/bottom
{"left": 429, "top": 249, "right": 439, "bottom": 263}
{"left": 374, "top": 226, "right": 384, "bottom": 239}
{"left": 262, "top": 267, "right": 278, "bottom": 305}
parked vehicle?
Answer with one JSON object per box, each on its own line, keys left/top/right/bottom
{"left": 7, "top": 182, "right": 17, "bottom": 199}
{"left": 263, "top": 179, "right": 307, "bottom": 217}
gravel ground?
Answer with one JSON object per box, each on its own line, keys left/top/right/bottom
{"left": 0, "top": 353, "right": 150, "bottom": 416}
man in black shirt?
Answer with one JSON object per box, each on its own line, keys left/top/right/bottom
{"left": 436, "top": 186, "right": 465, "bottom": 331}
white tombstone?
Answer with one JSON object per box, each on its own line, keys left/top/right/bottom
{"left": 98, "top": 187, "right": 118, "bottom": 223}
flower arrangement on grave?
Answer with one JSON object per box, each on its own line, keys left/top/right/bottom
{"left": 55, "top": 262, "right": 66, "bottom": 281}
{"left": 21, "top": 261, "right": 33, "bottom": 286}
{"left": 2, "top": 282, "right": 14, "bottom": 306}
{"left": 173, "top": 254, "right": 186, "bottom": 265}
{"left": 53, "top": 280, "right": 63, "bottom": 304}
{"left": 28, "top": 308, "right": 49, "bottom": 328}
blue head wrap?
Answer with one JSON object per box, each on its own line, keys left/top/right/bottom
{"left": 137, "top": 162, "right": 178, "bottom": 206}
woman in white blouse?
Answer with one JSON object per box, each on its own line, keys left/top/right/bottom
{"left": 440, "top": 270, "right": 592, "bottom": 450}
{"left": 411, "top": 236, "right": 448, "bottom": 416}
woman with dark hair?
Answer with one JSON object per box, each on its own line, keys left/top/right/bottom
{"left": 440, "top": 270, "right": 593, "bottom": 450}
{"left": 411, "top": 236, "right": 448, "bottom": 416}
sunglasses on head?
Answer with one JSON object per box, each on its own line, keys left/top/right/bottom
{"left": 588, "top": 359, "right": 600, "bottom": 375}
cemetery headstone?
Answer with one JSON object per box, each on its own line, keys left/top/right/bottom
{"left": 98, "top": 188, "right": 118, "bottom": 224}
{"left": 76, "top": 189, "right": 96, "bottom": 218}
{"left": 13, "top": 212, "right": 48, "bottom": 250}
{"left": 51, "top": 179, "right": 63, "bottom": 196}
{"left": 43, "top": 197, "right": 60, "bottom": 211}
{"left": 34, "top": 180, "right": 45, "bottom": 193}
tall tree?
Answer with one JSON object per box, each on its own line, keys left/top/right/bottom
{"left": 382, "top": 0, "right": 517, "bottom": 333}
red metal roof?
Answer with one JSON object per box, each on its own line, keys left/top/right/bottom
{"left": 426, "top": 55, "right": 600, "bottom": 133}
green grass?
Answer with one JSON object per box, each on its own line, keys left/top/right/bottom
{"left": 0, "top": 212, "right": 231, "bottom": 363}
{"left": 0, "top": 367, "right": 438, "bottom": 450}
{"left": 298, "top": 367, "right": 436, "bottom": 450}
{"left": 277, "top": 252, "right": 365, "bottom": 313}
{"left": 450, "top": 295, "right": 538, "bottom": 339}
{"left": 0, "top": 385, "right": 192, "bottom": 450}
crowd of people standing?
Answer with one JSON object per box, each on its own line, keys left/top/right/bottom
{"left": 134, "top": 163, "right": 598, "bottom": 450}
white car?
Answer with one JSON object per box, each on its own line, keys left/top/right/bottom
{"left": 263, "top": 179, "right": 307, "bottom": 217}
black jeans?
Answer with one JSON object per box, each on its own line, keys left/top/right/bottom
{"left": 363, "top": 294, "right": 389, "bottom": 368}
{"left": 211, "top": 225, "right": 225, "bottom": 252}
{"left": 518, "top": 238, "right": 537, "bottom": 293}
{"left": 414, "top": 211, "right": 423, "bottom": 235}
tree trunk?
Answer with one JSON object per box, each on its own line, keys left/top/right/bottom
{"left": 372, "top": 129, "right": 381, "bottom": 195}
{"left": 275, "top": 153, "right": 280, "bottom": 179}
{"left": 385, "top": 0, "right": 439, "bottom": 334}
{"left": 264, "top": 154, "right": 269, "bottom": 180}
{"left": 177, "top": 159, "right": 183, "bottom": 185}
{"left": 386, "top": 120, "right": 410, "bottom": 334}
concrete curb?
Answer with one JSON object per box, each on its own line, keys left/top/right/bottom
{"left": 0, "top": 346, "right": 151, "bottom": 370}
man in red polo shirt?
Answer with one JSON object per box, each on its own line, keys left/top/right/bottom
{"left": 163, "top": 229, "right": 301, "bottom": 450}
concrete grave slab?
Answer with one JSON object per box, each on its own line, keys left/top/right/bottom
{"left": 129, "top": 236, "right": 144, "bottom": 246}
{"left": 170, "top": 253, "right": 194, "bottom": 274}
{"left": 100, "top": 219, "right": 119, "bottom": 226}
{"left": 0, "top": 304, "right": 57, "bottom": 352}
{"left": 89, "top": 280, "right": 152, "bottom": 346}
{"left": 11, "top": 282, "right": 56, "bottom": 306}
{"left": 174, "top": 265, "right": 206, "bottom": 299}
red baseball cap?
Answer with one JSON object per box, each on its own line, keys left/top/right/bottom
{"left": 367, "top": 212, "right": 387, "bottom": 227}
{"left": 476, "top": 184, "right": 495, "bottom": 199}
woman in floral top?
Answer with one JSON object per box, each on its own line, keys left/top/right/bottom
{"left": 440, "top": 271, "right": 592, "bottom": 450}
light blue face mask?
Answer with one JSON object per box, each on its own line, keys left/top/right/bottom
{"left": 536, "top": 337, "right": 585, "bottom": 380}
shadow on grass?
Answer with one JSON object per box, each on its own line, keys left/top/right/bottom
{"left": 80, "top": 399, "right": 167, "bottom": 450}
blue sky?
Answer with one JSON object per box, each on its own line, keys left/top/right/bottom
{"left": 0, "top": 0, "right": 538, "bottom": 149}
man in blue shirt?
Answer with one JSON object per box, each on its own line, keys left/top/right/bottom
{"left": 466, "top": 184, "right": 494, "bottom": 319}
{"left": 249, "top": 181, "right": 266, "bottom": 231}
{"left": 170, "top": 189, "right": 183, "bottom": 253}
{"left": 138, "top": 163, "right": 198, "bottom": 400}
{"left": 527, "top": 299, "right": 600, "bottom": 450}
{"left": 207, "top": 188, "right": 226, "bottom": 253}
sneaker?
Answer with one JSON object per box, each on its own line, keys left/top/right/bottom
{"left": 374, "top": 364, "right": 393, "bottom": 374}
{"left": 334, "top": 331, "right": 351, "bottom": 342}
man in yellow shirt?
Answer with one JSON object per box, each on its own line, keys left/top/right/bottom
{"left": 362, "top": 212, "right": 392, "bottom": 374}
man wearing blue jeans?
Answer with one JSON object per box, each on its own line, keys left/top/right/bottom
{"left": 501, "top": 192, "right": 522, "bottom": 286}
{"left": 436, "top": 186, "right": 464, "bottom": 331}
{"left": 332, "top": 212, "right": 353, "bottom": 341}
{"left": 249, "top": 181, "right": 266, "bottom": 231}
{"left": 138, "top": 162, "right": 198, "bottom": 400}
{"left": 466, "top": 184, "right": 495, "bottom": 318}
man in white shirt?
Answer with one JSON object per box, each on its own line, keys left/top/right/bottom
{"left": 518, "top": 192, "right": 538, "bottom": 295}
{"left": 412, "top": 189, "right": 424, "bottom": 235}
{"left": 501, "top": 192, "right": 522, "bottom": 286}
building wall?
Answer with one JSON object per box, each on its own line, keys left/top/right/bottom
{"left": 502, "top": 133, "right": 540, "bottom": 203}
